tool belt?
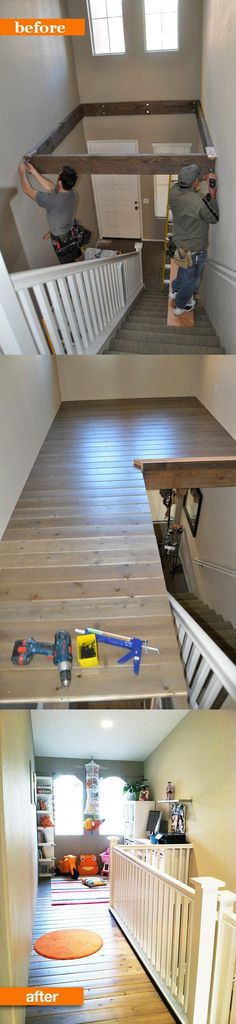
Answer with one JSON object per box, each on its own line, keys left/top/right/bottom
{"left": 51, "top": 221, "right": 91, "bottom": 264}
{"left": 174, "top": 247, "right": 193, "bottom": 268}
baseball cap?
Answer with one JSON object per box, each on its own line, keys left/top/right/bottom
{"left": 178, "top": 164, "right": 201, "bottom": 187}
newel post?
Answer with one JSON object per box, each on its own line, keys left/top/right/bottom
{"left": 0, "top": 252, "right": 34, "bottom": 353}
{"left": 208, "top": 890, "right": 236, "bottom": 1024}
{"left": 187, "top": 876, "right": 225, "bottom": 1024}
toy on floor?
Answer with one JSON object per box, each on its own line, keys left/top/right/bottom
{"left": 78, "top": 854, "right": 99, "bottom": 877}
{"left": 75, "top": 627, "right": 160, "bottom": 675}
{"left": 100, "top": 848, "right": 110, "bottom": 877}
{"left": 57, "top": 855, "right": 78, "bottom": 879}
{"left": 81, "top": 877, "right": 107, "bottom": 888}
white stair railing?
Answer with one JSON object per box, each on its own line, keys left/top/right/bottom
{"left": 169, "top": 593, "right": 236, "bottom": 709}
{"left": 0, "top": 248, "right": 143, "bottom": 355}
{"left": 110, "top": 843, "right": 225, "bottom": 1024}
{"left": 209, "top": 891, "right": 236, "bottom": 1024}
{"left": 124, "top": 842, "right": 192, "bottom": 885}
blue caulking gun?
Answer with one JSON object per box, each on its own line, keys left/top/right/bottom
{"left": 75, "top": 627, "right": 160, "bottom": 676}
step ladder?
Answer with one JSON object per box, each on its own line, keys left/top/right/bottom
{"left": 161, "top": 174, "right": 177, "bottom": 289}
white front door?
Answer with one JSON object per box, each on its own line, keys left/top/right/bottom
{"left": 88, "top": 140, "right": 142, "bottom": 239}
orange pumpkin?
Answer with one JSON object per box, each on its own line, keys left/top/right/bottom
{"left": 78, "top": 854, "right": 99, "bottom": 877}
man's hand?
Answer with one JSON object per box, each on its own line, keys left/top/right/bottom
{"left": 18, "top": 160, "right": 26, "bottom": 175}
{"left": 18, "top": 159, "right": 37, "bottom": 200}
{"left": 208, "top": 172, "right": 217, "bottom": 197}
{"left": 24, "top": 159, "right": 35, "bottom": 175}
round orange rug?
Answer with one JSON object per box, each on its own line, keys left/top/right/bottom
{"left": 34, "top": 928, "right": 103, "bottom": 960}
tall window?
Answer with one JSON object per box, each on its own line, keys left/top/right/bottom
{"left": 87, "top": 0, "right": 125, "bottom": 55}
{"left": 144, "top": 0, "right": 178, "bottom": 51}
{"left": 99, "top": 776, "right": 125, "bottom": 835}
{"left": 54, "top": 775, "right": 83, "bottom": 835}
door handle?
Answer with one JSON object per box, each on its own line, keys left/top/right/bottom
{"left": 134, "top": 204, "right": 139, "bottom": 210}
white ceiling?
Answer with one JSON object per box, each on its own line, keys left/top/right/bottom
{"left": 31, "top": 710, "right": 188, "bottom": 761}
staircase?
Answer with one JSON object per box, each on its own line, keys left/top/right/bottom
{"left": 176, "top": 592, "right": 236, "bottom": 665}
{"left": 107, "top": 242, "right": 224, "bottom": 355}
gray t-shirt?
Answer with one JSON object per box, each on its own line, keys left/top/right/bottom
{"left": 35, "top": 188, "right": 76, "bottom": 236}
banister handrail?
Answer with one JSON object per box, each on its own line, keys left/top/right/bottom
{"left": 168, "top": 592, "right": 236, "bottom": 700}
{"left": 192, "top": 557, "right": 236, "bottom": 577}
{"left": 113, "top": 844, "right": 195, "bottom": 897}
{"left": 11, "top": 248, "right": 138, "bottom": 290}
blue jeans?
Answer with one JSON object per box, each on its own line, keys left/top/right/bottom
{"left": 172, "top": 250, "right": 207, "bottom": 309}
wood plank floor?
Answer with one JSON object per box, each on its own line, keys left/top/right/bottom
{"left": 26, "top": 881, "right": 175, "bottom": 1024}
{"left": 1, "top": 396, "right": 235, "bottom": 706}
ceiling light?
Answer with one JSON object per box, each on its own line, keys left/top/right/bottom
{"left": 101, "top": 719, "right": 113, "bottom": 729}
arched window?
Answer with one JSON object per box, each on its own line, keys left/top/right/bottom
{"left": 99, "top": 776, "right": 125, "bottom": 836}
{"left": 54, "top": 775, "right": 83, "bottom": 836}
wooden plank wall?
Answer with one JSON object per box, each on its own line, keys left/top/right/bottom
{"left": 1, "top": 397, "right": 235, "bottom": 706}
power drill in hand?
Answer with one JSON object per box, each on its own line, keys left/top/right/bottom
{"left": 11, "top": 631, "right": 72, "bottom": 688}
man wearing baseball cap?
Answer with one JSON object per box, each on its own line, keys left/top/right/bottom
{"left": 169, "top": 163, "right": 219, "bottom": 315}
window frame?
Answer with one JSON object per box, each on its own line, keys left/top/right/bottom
{"left": 86, "top": 0, "right": 126, "bottom": 57}
{"left": 54, "top": 774, "right": 83, "bottom": 837}
{"left": 99, "top": 775, "right": 125, "bottom": 836}
{"left": 143, "top": 0, "right": 179, "bottom": 53}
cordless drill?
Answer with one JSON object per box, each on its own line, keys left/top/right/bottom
{"left": 11, "top": 631, "right": 72, "bottom": 688}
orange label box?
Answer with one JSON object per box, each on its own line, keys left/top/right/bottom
{"left": 0, "top": 988, "right": 84, "bottom": 1006}
{"left": 0, "top": 19, "right": 85, "bottom": 35}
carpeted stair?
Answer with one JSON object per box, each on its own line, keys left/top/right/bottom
{"left": 176, "top": 592, "right": 236, "bottom": 665}
{"left": 106, "top": 242, "right": 224, "bottom": 355}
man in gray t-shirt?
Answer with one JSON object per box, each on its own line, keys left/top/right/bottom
{"left": 18, "top": 160, "right": 82, "bottom": 262}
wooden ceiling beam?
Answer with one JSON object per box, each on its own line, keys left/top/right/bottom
{"left": 30, "top": 152, "right": 213, "bottom": 176}
{"left": 134, "top": 457, "right": 236, "bottom": 488}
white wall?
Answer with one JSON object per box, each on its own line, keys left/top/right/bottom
{"left": 0, "top": 711, "right": 37, "bottom": 1024}
{"left": 0, "top": 358, "right": 60, "bottom": 538}
{"left": 201, "top": 0, "right": 236, "bottom": 353}
{"left": 57, "top": 353, "right": 201, "bottom": 400}
{"left": 70, "top": 0, "right": 203, "bottom": 102}
{"left": 0, "top": 0, "right": 81, "bottom": 271}
{"left": 144, "top": 712, "right": 236, "bottom": 890}
{"left": 189, "top": 356, "right": 236, "bottom": 627}
{"left": 179, "top": 487, "right": 236, "bottom": 627}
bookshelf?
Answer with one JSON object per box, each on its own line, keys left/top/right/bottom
{"left": 36, "top": 775, "right": 56, "bottom": 879}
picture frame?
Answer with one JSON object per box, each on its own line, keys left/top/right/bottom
{"left": 168, "top": 802, "right": 186, "bottom": 835}
{"left": 183, "top": 488, "right": 203, "bottom": 537}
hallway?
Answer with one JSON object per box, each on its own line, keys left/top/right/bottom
{"left": 26, "top": 881, "right": 175, "bottom": 1024}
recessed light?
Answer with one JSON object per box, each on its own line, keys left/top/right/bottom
{"left": 101, "top": 719, "right": 113, "bottom": 729}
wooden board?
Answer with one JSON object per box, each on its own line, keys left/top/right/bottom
{"left": 2, "top": 396, "right": 235, "bottom": 706}
{"left": 0, "top": 398, "right": 193, "bottom": 706}
{"left": 167, "top": 259, "right": 194, "bottom": 329}
{"left": 26, "top": 882, "right": 175, "bottom": 1024}
{"left": 31, "top": 152, "right": 213, "bottom": 176}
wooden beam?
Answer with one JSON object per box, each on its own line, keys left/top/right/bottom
{"left": 134, "top": 457, "right": 236, "bottom": 488}
{"left": 28, "top": 104, "right": 83, "bottom": 156}
{"left": 195, "top": 101, "right": 214, "bottom": 151}
{"left": 82, "top": 99, "right": 197, "bottom": 117}
{"left": 31, "top": 152, "right": 213, "bottom": 176}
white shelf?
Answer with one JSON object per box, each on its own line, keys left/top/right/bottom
{"left": 38, "top": 842, "right": 55, "bottom": 847}
{"left": 36, "top": 773, "right": 55, "bottom": 879}
{"left": 38, "top": 856, "right": 56, "bottom": 862}
{"left": 156, "top": 799, "right": 192, "bottom": 804}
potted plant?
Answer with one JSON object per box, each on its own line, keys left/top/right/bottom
{"left": 123, "top": 779, "right": 150, "bottom": 801}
